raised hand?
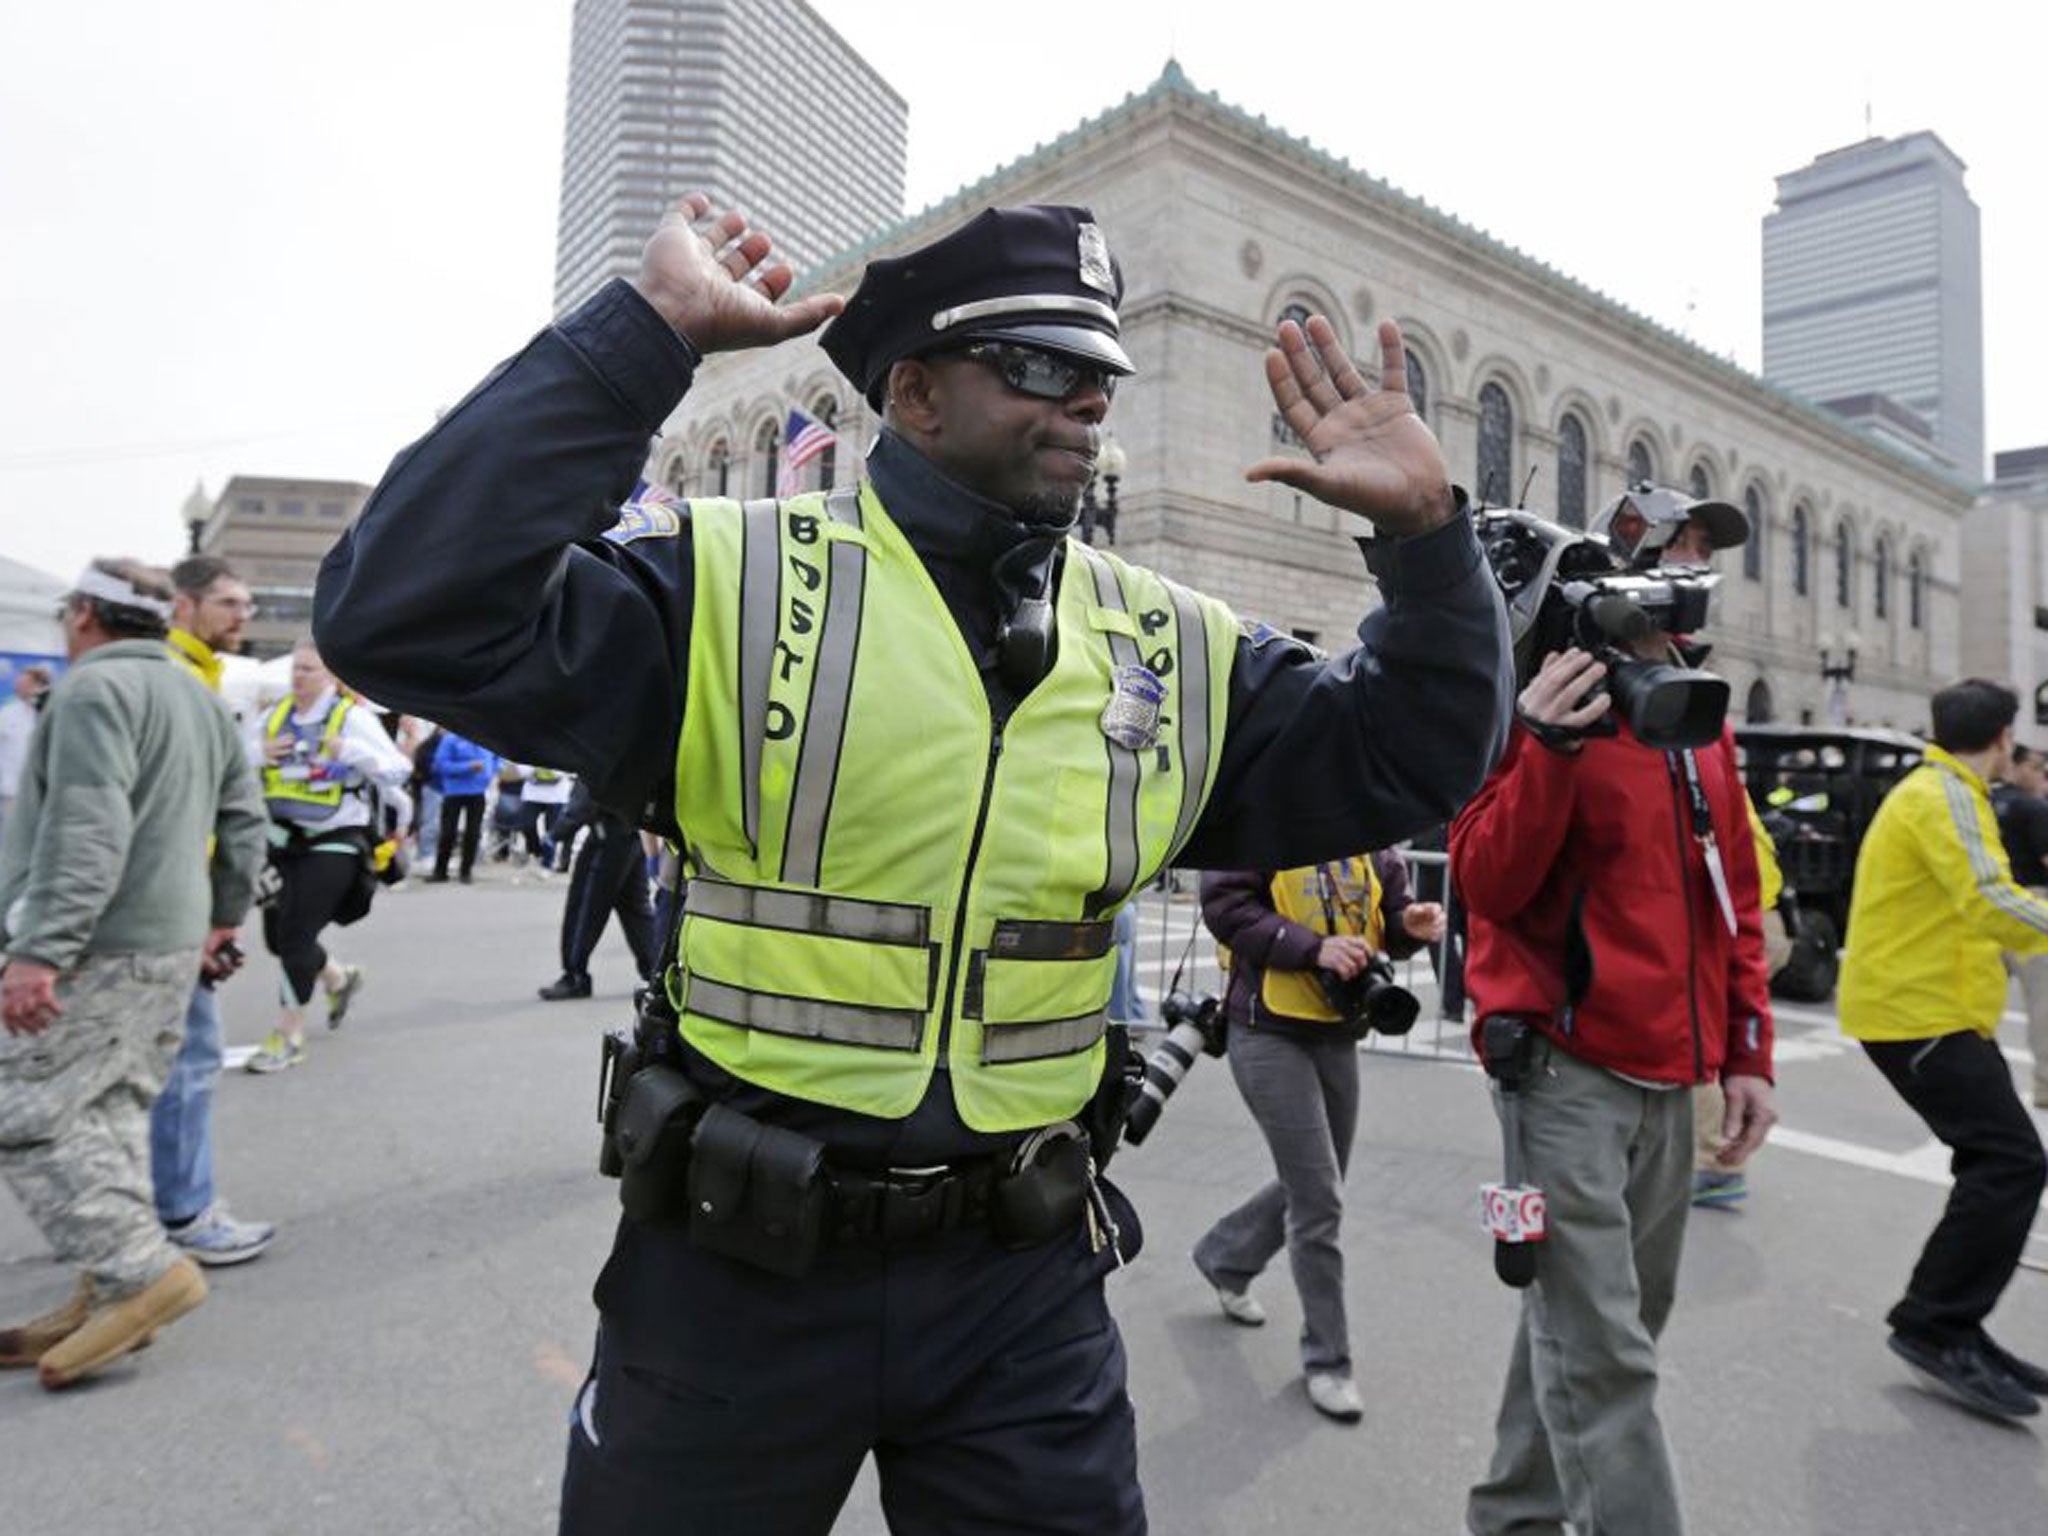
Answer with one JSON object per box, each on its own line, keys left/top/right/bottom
{"left": 1245, "top": 315, "right": 1454, "bottom": 536}
{"left": 632, "top": 192, "right": 845, "bottom": 355}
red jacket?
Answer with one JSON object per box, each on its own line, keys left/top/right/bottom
{"left": 1451, "top": 720, "right": 1774, "bottom": 1085}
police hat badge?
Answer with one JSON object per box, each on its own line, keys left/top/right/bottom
{"left": 1100, "top": 663, "right": 1165, "bottom": 750}
{"left": 1077, "top": 222, "right": 1115, "bottom": 295}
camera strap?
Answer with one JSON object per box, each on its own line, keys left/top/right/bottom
{"left": 1312, "top": 862, "right": 1366, "bottom": 937}
{"left": 1676, "top": 750, "right": 1739, "bottom": 938}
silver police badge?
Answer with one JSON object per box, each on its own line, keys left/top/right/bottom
{"left": 1100, "top": 663, "right": 1165, "bottom": 750}
{"left": 1077, "top": 222, "right": 1115, "bottom": 295}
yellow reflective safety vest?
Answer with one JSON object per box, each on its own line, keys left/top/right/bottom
{"left": 671, "top": 485, "right": 1239, "bottom": 1132}
{"left": 1236, "top": 858, "right": 1384, "bottom": 1023}
{"left": 262, "top": 696, "right": 354, "bottom": 822}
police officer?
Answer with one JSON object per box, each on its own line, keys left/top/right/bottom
{"left": 314, "top": 192, "right": 1512, "bottom": 1533}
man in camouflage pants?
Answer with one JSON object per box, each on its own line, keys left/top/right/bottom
{"left": 0, "top": 559, "right": 265, "bottom": 1389}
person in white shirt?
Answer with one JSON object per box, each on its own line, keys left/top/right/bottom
{"left": 516, "top": 764, "right": 573, "bottom": 868}
{"left": 242, "top": 641, "right": 412, "bottom": 1073}
{"left": 0, "top": 665, "right": 53, "bottom": 841}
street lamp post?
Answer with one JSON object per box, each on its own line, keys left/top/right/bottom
{"left": 181, "top": 481, "right": 211, "bottom": 555}
{"left": 1096, "top": 437, "right": 1126, "bottom": 546}
{"left": 1820, "top": 628, "right": 1859, "bottom": 725}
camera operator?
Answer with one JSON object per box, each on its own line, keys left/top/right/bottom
{"left": 1456, "top": 486, "right": 1776, "bottom": 1536}
{"left": 1192, "top": 852, "right": 1442, "bottom": 1422}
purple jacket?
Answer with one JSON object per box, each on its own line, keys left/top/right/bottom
{"left": 1200, "top": 853, "right": 1418, "bottom": 1032}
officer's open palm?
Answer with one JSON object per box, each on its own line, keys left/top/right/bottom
{"left": 633, "top": 192, "right": 845, "bottom": 354}
{"left": 1246, "top": 316, "right": 1453, "bottom": 537}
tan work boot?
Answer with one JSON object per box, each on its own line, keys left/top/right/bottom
{"left": 0, "top": 1275, "right": 94, "bottom": 1367}
{"left": 37, "top": 1258, "right": 207, "bottom": 1390}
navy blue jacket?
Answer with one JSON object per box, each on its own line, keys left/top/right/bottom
{"left": 313, "top": 279, "right": 1511, "bottom": 1162}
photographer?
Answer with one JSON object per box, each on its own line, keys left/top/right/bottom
{"left": 1192, "top": 852, "right": 1442, "bottom": 1422}
{"left": 1456, "top": 488, "right": 1776, "bottom": 1536}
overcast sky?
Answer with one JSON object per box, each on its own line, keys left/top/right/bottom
{"left": 2, "top": 0, "right": 2041, "bottom": 581}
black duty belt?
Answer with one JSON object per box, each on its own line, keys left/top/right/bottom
{"left": 824, "top": 1159, "right": 1000, "bottom": 1249}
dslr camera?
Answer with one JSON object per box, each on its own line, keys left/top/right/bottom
{"left": 1476, "top": 504, "right": 1730, "bottom": 751}
{"left": 1313, "top": 954, "right": 1420, "bottom": 1038}
{"left": 1122, "top": 991, "right": 1226, "bottom": 1146}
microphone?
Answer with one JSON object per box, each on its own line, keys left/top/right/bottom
{"left": 1479, "top": 1016, "right": 1545, "bottom": 1289}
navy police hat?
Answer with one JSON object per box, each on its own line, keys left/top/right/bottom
{"left": 821, "top": 205, "right": 1134, "bottom": 408}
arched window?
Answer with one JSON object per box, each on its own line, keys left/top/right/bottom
{"left": 812, "top": 397, "right": 839, "bottom": 491}
{"left": 1279, "top": 301, "right": 1313, "bottom": 335}
{"left": 662, "top": 453, "right": 687, "bottom": 496}
{"left": 1834, "top": 521, "right": 1854, "bottom": 609}
{"left": 1873, "top": 537, "right": 1890, "bottom": 620}
{"left": 1627, "top": 437, "right": 1656, "bottom": 487}
{"left": 707, "top": 439, "right": 731, "bottom": 498}
{"left": 1742, "top": 485, "right": 1764, "bottom": 582}
{"left": 1476, "top": 382, "right": 1514, "bottom": 505}
{"left": 1404, "top": 348, "right": 1429, "bottom": 424}
{"left": 1688, "top": 462, "right": 1712, "bottom": 500}
{"left": 1909, "top": 550, "right": 1926, "bottom": 630}
{"left": 755, "top": 418, "right": 780, "bottom": 499}
{"left": 1791, "top": 503, "right": 1811, "bottom": 596}
{"left": 1745, "top": 678, "right": 1775, "bottom": 724}
{"left": 1556, "top": 413, "right": 1589, "bottom": 529}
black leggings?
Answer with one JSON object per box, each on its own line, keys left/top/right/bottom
{"left": 436, "top": 794, "right": 486, "bottom": 878}
{"left": 263, "top": 846, "right": 363, "bottom": 1007}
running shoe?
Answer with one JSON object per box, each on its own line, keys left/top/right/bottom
{"left": 245, "top": 1031, "right": 305, "bottom": 1074}
{"left": 167, "top": 1201, "right": 276, "bottom": 1267}
{"left": 326, "top": 965, "right": 365, "bottom": 1029}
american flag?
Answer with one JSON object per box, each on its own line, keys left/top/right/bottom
{"left": 776, "top": 409, "right": 837, "bottom": 496}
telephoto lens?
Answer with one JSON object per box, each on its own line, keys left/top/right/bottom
{"left": 1122, "top": 993, "right": 1224, "bottom": 1145}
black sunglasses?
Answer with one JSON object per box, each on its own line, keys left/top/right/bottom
{"left": 958, "top": 342, "right": 1119, "bottom": 402}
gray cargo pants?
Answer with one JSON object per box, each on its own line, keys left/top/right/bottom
{"left": 1194, "top": 1023, "right": 1361, "bottom": 1376}
{"left": 0, "top": 950, "right": 196, "bottom": 1295}
{"left": 1466, "top": 1042, "right": 1693, "bottom": 1536}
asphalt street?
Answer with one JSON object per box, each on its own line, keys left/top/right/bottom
{"left": 3, "top": 869, "right": 2046, "bottom": 1534}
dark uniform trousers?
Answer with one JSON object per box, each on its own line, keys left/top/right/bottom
{"left": 559, "top": 1194, "right": 1148, "bottom": 1535}
{"left": 560, "top": 818, "right": 657, "bottom": 981}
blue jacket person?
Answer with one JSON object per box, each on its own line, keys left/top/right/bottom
{"left": 314, "top": 191, "right": 1512, "bottom": 1534}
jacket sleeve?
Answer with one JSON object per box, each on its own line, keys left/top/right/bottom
{"left": 1450, "top": 726, "right": 1579, "bottom": 924}
{"left": 1177, "top": 509, "right": 1513, "bottom": 870}
{"left": 1713, "top": 739, "right": 1774, "bottom": 1081}
{"left": 1199, "top": 868, "right": 1323, "bottom": 972}
{"left": 332, "top": 705, "right": 414, "bottom": 789}
{"left": 1374, "top": 848, "right": 1424, "bottom": 959}
{"left": 5, "top": 677, "right": 139, "bottom": 971}
{"left": 312, "top": 280, "right": 701, "bottom": 821}
{"left": 209, "top": 732, "right": 268, "bottom": 932}
{"left": 1919, "top": 773, "right": 2048, "bottom": 955}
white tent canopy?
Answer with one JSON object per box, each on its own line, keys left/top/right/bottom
{"left": 0, "top": 554, "right": 67, "bottom": 683}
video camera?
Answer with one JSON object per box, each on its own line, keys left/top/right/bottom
{"left": 1476, "top": 507, "right": 1729, "bottom": 751}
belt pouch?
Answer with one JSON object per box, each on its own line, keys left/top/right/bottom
{"left": 686, "top": 1104, "right": 827, "bottom": 1278}
{"left": 614, "top": 1064, "right": 702, "bottom": 1224}
{"left": 991, "top": 1131, "right": 1090, "bottom": 1246}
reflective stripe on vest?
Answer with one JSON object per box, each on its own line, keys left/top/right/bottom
{"left": 261, "top": 697, "right": 353, "bottom": 821}
{"left": 673, "top": 483, "right": 1238, "bottom": 1131}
